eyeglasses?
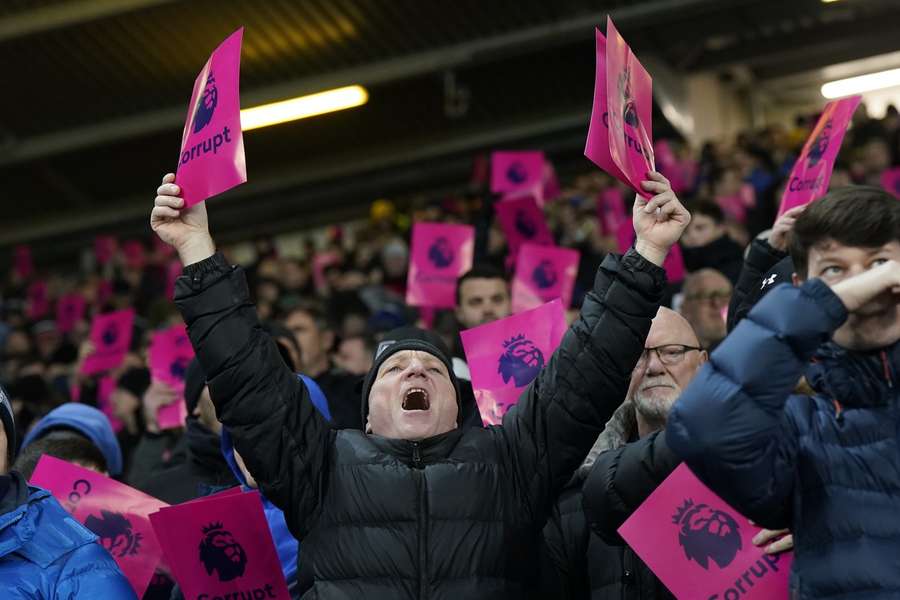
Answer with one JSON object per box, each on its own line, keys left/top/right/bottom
{"left": 683, "top": 290, "right": 731, "bottom": 305}
{"left": 635, "top": 344, "right": 702, "bottom": 368}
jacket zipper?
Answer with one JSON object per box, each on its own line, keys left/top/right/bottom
{"left": 412, "top": 442, "right": 429, "bottom": 600}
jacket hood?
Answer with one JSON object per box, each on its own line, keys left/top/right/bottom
{"left": 20, "top": 403, "right": 123, "bottom": 476}
{"left": 806, "top": 341, "right": 900, "bottom": 409}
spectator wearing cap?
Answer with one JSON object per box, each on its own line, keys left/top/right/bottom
{"left": 0, "top": 385, "right": 135, "bottom": 597}
{"left": 151, "top": 168, "right": 689, "bottom": 598}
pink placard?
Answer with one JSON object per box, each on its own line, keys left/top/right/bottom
{"left": 490, "top": 151, "right": 546, "bottom": 194}
{"left": 149, "top": 324, "right": 194, "bottom": 430}
{"left": 495, "top": 195, "right": 554, "bottom": 260}
{"left": 616, "top": 219, "right": 685, "bottom": 283}
{"left": 81, "top": 309, "right": 135, "bottom": 375}
{"left": 461, "top": 299, "right": 567, "bottom": 425}
{"left": 94, "top": 236, "right": 117, "bottom": 266}
{"left": 585, "top": 28, "right": 629, "bottom": 187}
{"left": 405, "top": 223, "right": 475, "bottom": 308}
{"left": 97, "top": 375, "right": 124, "bottom": 434}
{"left": 619, "top": 463, "right": 792, "bottom": 599}
{"left": 881, "top": 166, "right": 900, "bottom": 198}
{"left": 606, "top": 17, "right": 654, "bottom": 197}
{"left": 150, "top": 491, "right": 291, "bottom": 600}
{"left": 121, "top": 239, "right": 147, "bottom": 270}
{"left": 597, "top": 187, "right": 627, "bottom": 236}
{"left": 175, "top": 27, "right": 247, "bottom": 208}
{"left": 777, "top": 95, "right": 861, "bottom": 217}
{"left": 57, "top": 292, "right": 87, "bottom": 334}
{"left": 14, "top": 244, "right": 33, "bottom": 279}
{"left": 511, "top": 243, "right": 580, "bottom": 313}
{"left": 26, "top": 280, "right": 50, "bottom": 320}
{"left": 30, "top": 455, "right": 169, "bottom": 598}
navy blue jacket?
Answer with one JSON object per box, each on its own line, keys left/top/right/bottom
{"left": 668, "top": 279, "right": 900, "bottom": 599}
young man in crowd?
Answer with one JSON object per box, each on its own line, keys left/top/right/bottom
{"left": 668, "top": 186, "right": 900, "bottom": 599}
{"left": 680, "top": 201, "right": 744, "bottom": 284}
{"left": 0, "top": 385, "right": 135, "bottom": 597}
{"left": 283, "top": 301, "right": 362, "bottom": 429}
{"left": 455, "top": 264, "right": 512, "bottom": 331}
{"left": 151, "top": 169, "right": 690, "bottom": 599}
{"left": 678, "top": 268, "right": 732, "bottom": 351}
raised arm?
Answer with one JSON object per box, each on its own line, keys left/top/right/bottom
{"left": 151, "top": 174, "right": 331, "bottom": 539}
{"left": 501, "top": 172, "right": 690, "bottom": 513}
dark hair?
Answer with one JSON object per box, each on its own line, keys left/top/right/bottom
{"left": 688, "top": 201, "right": 725, "bottom": 225}
{"left": 790, "top": 186, "right": 900, "bottom": 279}
{"left": 455, "top": 264, "right": 508, "bottom": 305}
{"left": 282, "top": 299, "right": 330, "bottom": 332}
{"left": 13, "top": 431, "right": 107, "bottom": 479}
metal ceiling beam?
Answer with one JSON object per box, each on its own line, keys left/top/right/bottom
{"left": 0, "top": 0, "right": 733, "bottom": 167}
{"left": 0, "top": 0, "right": 180, "bottom": 42}
{"left": 0, "top": 108, "right": 589, "bottom": 248}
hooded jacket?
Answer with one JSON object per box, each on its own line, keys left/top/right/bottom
{"left": 174, "top": 250, "right": 664, "bottom": 600}
{"left": 0, "top": 471, "right": 136, "bottom": 598}
{"left": 20, "top": 403, "right": 123, "bottom": 476}
{"left": 668, "top": 279, "right": 900, "bottom": 599}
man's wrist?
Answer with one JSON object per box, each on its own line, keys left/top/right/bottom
{"left": 177, "top": 235, "right": 216, "bottom": 266}
{"left": 634, "top": 238, "right": 669, "bottom": 268}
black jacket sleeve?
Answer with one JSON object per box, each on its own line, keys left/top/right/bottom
{"left": 582, "top": 430, "right": 681, "bottom": 545}
{"left": 175, "top": 253, "right": 332, "bottom": 540}
{"left": 501, "top": 249, "right": 666, "bottom": 520}
{"left": 726, "top": 238, "right": 787, "bottom": 332}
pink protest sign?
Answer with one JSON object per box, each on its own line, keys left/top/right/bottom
{"left": 150, "top": 490, "right": 291, "bottom": 600}
{"left": 606, "top": 17, "right": 654, "bottom": 196}
{"left": 597, "top": 187, "right": 627, "bottom": 236}
{"left": 511, "top": 243, "right": 580, "bottom": 313}
{"left": 57, "top": 292, "right": 87, "bottom": 334}
{"left": 406, "top": 223, "right": 475, "bottom": 308}
{"left": 97, "top": 375, "right": 124, "bottom": 433}
{"left": 461, "top": 299, "right": 567, "bottom": 425}
{"left": 94, "top": 236, "right": 117, "bottom": 266}
{"left": 81, "top": 309, "right": 135, "bottom": 375}
{"left": 26, "top": 280, "right": 50, "bottom": 320}
{"left": 585, "top": 28, "right": 629, "bottom": 187}
{"left": 14, "top": 244, "right": 33, "bottom": 279}
{"left": 149, "top": 324, "right": 194, "bottom": 430}
{"left": 619, "top": 463, "right": 792, "bottom": 600}
{"left": 881, "top": 166, "right": 900, "bottom": 199}
{"left": 495, "top": 195, "right": 554, "bottom": 259}
{"left": 490, "top": 151, "right": 546, "bottom": 194}
{"left": 30, "top": 455, "right": 169, "bottom": 598}
{"left": 176, "top": 27, "right": 246, "bottom": 208}
{"left": 777, "top": 95, "right": 861, "bottom": 217}
{"left": 616, "top": 219, "right": 685, "bottom": 283}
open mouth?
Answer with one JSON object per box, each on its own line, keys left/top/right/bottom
{"left": 402, "top": 388, "right": 430, "bottom": 411}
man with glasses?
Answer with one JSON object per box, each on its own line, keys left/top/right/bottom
{"left": 679, "top": 268, "right": 733, "bottom": 351}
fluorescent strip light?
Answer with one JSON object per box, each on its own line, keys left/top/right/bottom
{"left": 240, "top": 85, "right": 368, "bottom": 131}
{"left": 821, "top": 0, "right": 841, "bottom": 3}
{"left": 821, "top": 68, "right": 900, "bottom": 99}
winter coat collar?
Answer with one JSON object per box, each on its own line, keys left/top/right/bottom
{"left": 805, "top": 341, "right": 900, "bottom": 409}
{"left": 367, "top": 428, "right": 465, "bottom": 467}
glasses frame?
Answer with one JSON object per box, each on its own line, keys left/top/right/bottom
{"left": 635, "top": 344, "right": 702, "bottom": 368}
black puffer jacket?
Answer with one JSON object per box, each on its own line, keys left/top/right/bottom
{"left": 175, "top": 250, "right": 665, "bottom": 600}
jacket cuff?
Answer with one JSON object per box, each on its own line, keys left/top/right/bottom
{"left": 799, "top": 278, "right": 849, "bottom": 330}
{"left": 747, "top": 239, "right": 787, "bottom": 271}
{"left": 182, "top": 252, "right": 230, "bottom": 284}
{"left": 622, "top": 248, "right": 667, "bottom": 295}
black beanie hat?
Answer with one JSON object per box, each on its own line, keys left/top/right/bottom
{"left": 0, "top": 385, "right": 15, "bottom": 465}
{"left": 117, "top": 367, "right": 151, "bottom": 400}
{"left": 184, "top": 359, "right": 207, "bottom": 416}
{"left": 360, "top": 327, "right": 461, "bottom": 428}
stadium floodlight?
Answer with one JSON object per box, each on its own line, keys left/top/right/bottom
{"left": 240, "top": 85, "right": 368, "bottom": 131}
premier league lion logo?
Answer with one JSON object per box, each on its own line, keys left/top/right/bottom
{"left": 427, "top": 237, "right": 455, "bottom": 269}
{"left": 672, "top": 499, "right": 742, "bottom": 570}
{"left": 169, "top": 355, "right": 191, "bottom": 380}
{"left": 498, "top": 334, "right": 545, "bottom": 387}
{"left": 84, "top": 510, "right": 143, "bottom": 558}
{"left": 101, "top": 323, "right": 119, "bottom": 346}
{"left": 192, "top": 71, "right": 218, "bottom": 134}
{"left": 506, "top": 161, "right": 528, "bottom": 185}
{"left": 514, "top": 209, "right": 537, "bottom": 239}
{"left": 618, "top": 66, "right": 639, "bottom": 128}
{"left": 532, "top": 260, "right": 558, "bottom": 290}
{"left": 806, "top": 119, "right": 833, "bottom": 168}
{"left": 199, "top": 522, "right": 247, "bottom": 582}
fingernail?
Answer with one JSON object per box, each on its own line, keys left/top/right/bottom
{"left": 752, "top": 534, "right": 762, "bottom": 545}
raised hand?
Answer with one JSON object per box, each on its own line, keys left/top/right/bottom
{"left": 633, "top": 171, "right": 691, "bottom": 267}
{"left": 769, "top": 205, "right": 806, "bottom": 252}
{"left": 830, "top": 259, "right": 900, "bottom": 313}
{"left": 150, "top": 173, "right": 215, "bottom": 265}
{"left": 752, "top": 528, "right": 794, "bottom": 555}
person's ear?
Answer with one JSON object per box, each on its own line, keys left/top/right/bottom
{"left": 791, "top": 272, "right": 801, "bottom": 286}
{"left": 699, "top": 350, "right": 709, "bottom": 365}
{"left": 365, "top": 416, "right": 373, "bottom": 435}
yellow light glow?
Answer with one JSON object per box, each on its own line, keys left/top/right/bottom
{"left": 240, "top": 85, "right": 368, "bottom": 131}
{"left": 821, "top": 68, "right": 900, "bottom": 99}
{"left": 821, "top": 0, "right": 842, "bottom": 3}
